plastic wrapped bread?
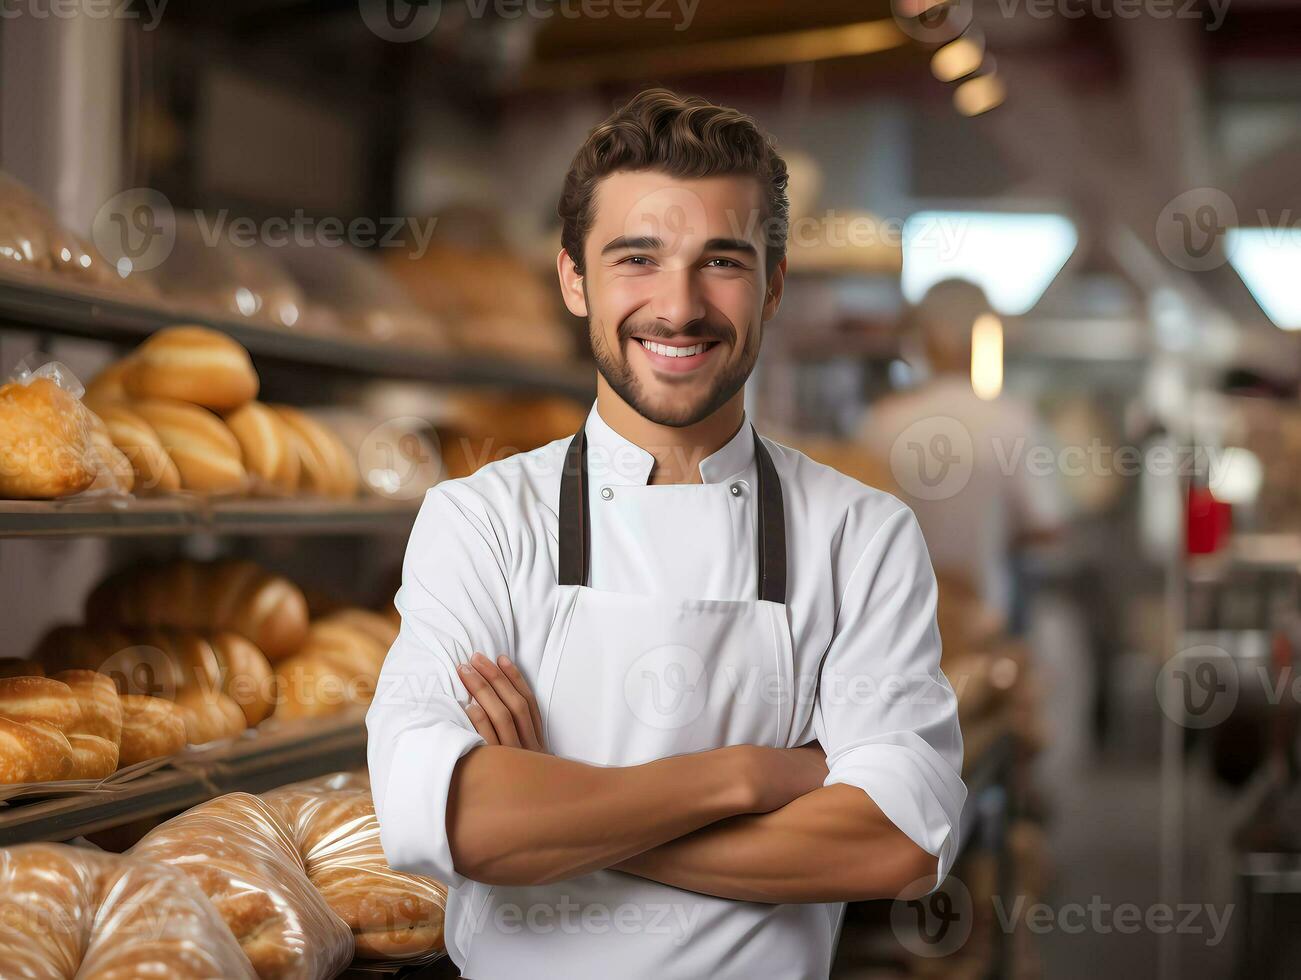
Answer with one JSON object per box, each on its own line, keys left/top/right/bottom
{"left": 0, "top": 842, "right": 258, "bottom": 979}
{"left": 262, "top": 773, "right": 447, "bottom": 964}
{"left": 129, "top": 792, "right": 353, "bottom": 979}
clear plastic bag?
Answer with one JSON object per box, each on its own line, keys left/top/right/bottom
{"left": 261, "top": 773, "right": 447, "bottom": 966}
{"left": 0, "top": 359, "right": 110, "bottom": 500}
{"left": 129, "top": 792, "right": 354, "bottom": 979}
{"left": 0, "top": 842, "right": 258, "bottom": 979}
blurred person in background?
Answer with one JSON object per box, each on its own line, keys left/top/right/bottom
{"left": 860, "top": 278, "right": 1068, "bottom": 633}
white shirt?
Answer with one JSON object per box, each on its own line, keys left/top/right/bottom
{"left": 860, "top": 376, "right": 1067, "bottom": 619}
{"left": 368, "top": 404, "right": 966, "bottom": 955}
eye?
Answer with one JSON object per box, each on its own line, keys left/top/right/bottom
{"left": 705, "top": 257, "right": 743, "bottom": 269}
{"left": 619, "top": 255, "right": 654, "bottom": 266}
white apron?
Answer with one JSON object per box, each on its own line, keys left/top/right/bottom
{"left": 454, "top": 421, "right": 842, "bottom": 979}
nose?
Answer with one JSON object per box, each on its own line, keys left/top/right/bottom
{"left": 646, "top": 264, "right": 706, "bottom": 333}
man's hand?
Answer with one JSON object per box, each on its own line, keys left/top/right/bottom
{"left": 458, "top": 653, "right": 547, "bottom": 751}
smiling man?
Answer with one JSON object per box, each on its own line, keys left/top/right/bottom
{"left": 367, "top": 89, "right": 966, "bottom": 979}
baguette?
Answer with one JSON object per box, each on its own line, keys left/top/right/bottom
{"left": 123, "top": 325, "right": 259, "bottom": 411}
{"left": 0, "top": 676, "right": 82, "bottom": 733}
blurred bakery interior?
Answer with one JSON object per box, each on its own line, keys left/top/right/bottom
{"left": 2, "top": 1, "right": 1301, "bottom": 977}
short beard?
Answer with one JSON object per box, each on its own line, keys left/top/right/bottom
{"left": 590, "top": 317, "right": 758, "bottom": 428}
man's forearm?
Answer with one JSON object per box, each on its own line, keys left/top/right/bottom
{"left": 613, "top": 784, "right": 937, "bottom": 904}
{"left": 447, "top": 744, "right": 775, "bottom": 886}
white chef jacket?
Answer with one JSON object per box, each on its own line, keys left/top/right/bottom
{"left": 367, "top": 404, "right": 966, "bottom": 962}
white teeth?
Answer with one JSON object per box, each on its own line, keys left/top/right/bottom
{"left": 639, "top": 339, "right": 709, "bottom": 358}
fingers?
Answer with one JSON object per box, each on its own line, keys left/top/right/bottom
{"left": 458, "top": 659, "right": 520, "bottom": 748}
{"left": 496, "top": 655, "right": 546, "bottom": 751}
{"left": 458, "top": 653, "right": 544, "bottom": 751}
{"left": 464, "top": 700, "right": 498, "bottom": 745}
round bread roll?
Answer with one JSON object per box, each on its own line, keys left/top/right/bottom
{"left": 67, "top": 733, "right": 119, "bottom": 780}
{"left": 117, "top": 695, "right": 186, "bottom": 767}
{"left": 52, "top": 669, "right": 123, "bottom": 744}
{"left": 0, "top": 377, "right": 98, "bottom": 499}
{"left": 225, "top": 401, "right": 299, "bottom": 494}
{"left": 204, "top": 560, "right": 310, "bottom": 661}
{"left": 209, "top": 631, "right": 275, "bottom": 726}
{"left": 300, "top": 620, "right": 388, "bottom": 676}
{"left": 321, "top": 608, "right": 399, "bottom": 651}
{"left": 0, "top": 676, "right": 82, "bottom": 733}
{"left": 123, "top": 325, "right": 259, "bottom": 411}
{"left": 273, "top": 405, "right": 358, "bottom": 499}
{"left": 0, "top": 717, "right": 74, "bottom": 783}
{"left": 90, "top": 402, "right": 181, "bottom": 493}
{"left": 173, "top": 687, "right": 247, "bottom": 745}
{"left": 130, "top": 398, "right": 247, "bottom": 493}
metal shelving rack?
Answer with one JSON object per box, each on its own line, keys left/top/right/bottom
{"left": 0, "top": 276, "right": 595, "bottom": 397}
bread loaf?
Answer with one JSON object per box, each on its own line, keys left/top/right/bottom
{"left": 50, "top": 670, "right": 122, "bottom": 743}
{"left": 130, "top": 399, "right": 247, "bottom": 493}
{"left": 130, "top": 793, "right": 354, "bottom": 979}
{"left": 89, "top": 401, "right": 181, "bottom": 493}
{"left": 0, "top": 843, "right": 259, "bottom": 979}
{"left": 209, "top": 631, "right": 275, "bottom": 726}
{"left": 117, "top": 695, "right": 186, "bottom": 767}
{"left": 0, "top": 676, "right": 83, "bottom": 733}
{"left": 272, "top": 405, "right": 358, "bottom": 499}
{"left": 173, "top": 688, "right": 247, "bottom": 745}
{"left": 84, "top": 358, "right": 133, "bottom": 408}
{"left": 122, "top": 325, "right": 259, "bottom": 411}
{"left": 0, "top": 717, "right": 73, "bottom": 783}
{"left": 85, "top": 413, "right": 135, "bottom": 494}
{"left": 225, "top": 401, "right": 299, "bottom": 494}
{"left": 85, "top": 559, "right": 308, "bottom": 660}
{"left": 66, "top": 733, "right": 118, "bottom": 780}
{"left": 0, "top": 377, "right": 98, "bottom": 499}
{"left": 262, "top": 781, "right": 447, "bottom": 961}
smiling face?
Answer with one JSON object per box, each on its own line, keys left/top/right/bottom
{"left": 558, "top": 170, "right": 785, "bottom": 428}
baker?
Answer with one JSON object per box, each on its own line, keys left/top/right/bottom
{"left": 368, "top": 88, "right": 966, "bottom": 979}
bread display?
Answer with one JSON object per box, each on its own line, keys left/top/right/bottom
{"left": 85, "top": 558, "right": 309, "bottom": 660}
{"left": 0, "top": 843, "right": 258, "bottom": 979}
{"left": 130, "top": 398, "right": 248, "bottom": 493}
{"left": 262, "top": 776, "right": 447, "bottom": 962}
{"left": 0, "top": 377, "right": 98, "bottom": 499}
{"left": 225, "top": 401, "right": 301, "bottom": 494}
{"left": 130, "top": 792, "right": 354, "bottom": 979}
{"left": 122, "top": 325, "right": 260, "bottom": 411}
{"left": 117, "top": 695, "right": 186, "bottom": 767}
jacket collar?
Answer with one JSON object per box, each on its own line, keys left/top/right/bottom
{"left": 583, "top": 401, "right": 757, "bottom": 487}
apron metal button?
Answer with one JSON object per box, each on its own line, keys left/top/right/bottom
{"left": 600, "top": 487, "right": 614, "bottom": 500}
{"left": 729, "top": 482, "right": 744, "bottom": 497}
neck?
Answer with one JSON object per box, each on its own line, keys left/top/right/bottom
{"left": 595, "top": 378, "right": 746, "bottom": 485}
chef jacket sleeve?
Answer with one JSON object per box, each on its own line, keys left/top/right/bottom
{"left": 366, "top": 485, "right": 513, "bottom": 888}
{"left": 814, "top": 504, "right": 967, "bottom": 886}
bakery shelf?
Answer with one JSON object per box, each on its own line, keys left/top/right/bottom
{"left": 0, "top": 710, "right": 368, "bottom": 846}
{"left": 0, "top": 496, "right": 421, "bottom": 539}
{"left": 0, "top": 276, "right": 594, "bottom": 399}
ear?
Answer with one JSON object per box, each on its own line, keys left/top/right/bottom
{"left": 556, "top": 249, "right": 588, "bottom": 317}
{"left": 761, "top": 256, "right": 787, "bottom": 322}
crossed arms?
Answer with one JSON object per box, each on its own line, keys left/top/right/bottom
{"left": 446, "top": 653, "right": 937, "bottom": 903}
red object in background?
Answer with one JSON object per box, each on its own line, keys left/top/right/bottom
{"left": 1187, "top": 485, "right": 1233, "bottom": 554}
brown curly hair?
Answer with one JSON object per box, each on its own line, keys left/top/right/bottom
{"left": 558, "top": 88, "right": 789, "bottom": 278}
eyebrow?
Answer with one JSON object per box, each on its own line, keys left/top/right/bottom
{"left": 601, "top": 235, "right": 759, "bottom": 256}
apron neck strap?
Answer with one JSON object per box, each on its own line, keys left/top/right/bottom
{"left": 557, "top": 415, "right": 787, "bottom": 604}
